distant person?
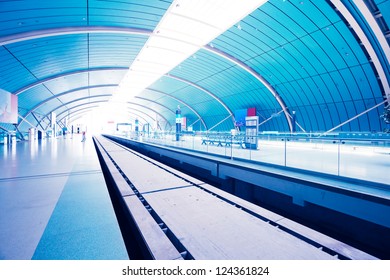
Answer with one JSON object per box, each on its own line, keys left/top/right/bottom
{"left": 62, "top": 126, "right": 67, "bottom": 138}
{"left": 81, "top": 131, "right": 86, "bottom": 142}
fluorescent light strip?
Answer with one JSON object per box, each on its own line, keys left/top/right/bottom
{"left": 117, "top": 0, "right": 268, "bottom": 99}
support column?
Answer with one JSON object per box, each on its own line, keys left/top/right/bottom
{"left": 175, "top": 105, "right": 181, "bottom": 141}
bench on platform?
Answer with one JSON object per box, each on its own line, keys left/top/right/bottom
{"left": 201, "top": 135, "right": 245, "bottom": 148}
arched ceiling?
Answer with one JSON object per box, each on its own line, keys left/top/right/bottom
{"left": 1, "top": 0, "right": 389, "bottom": 135}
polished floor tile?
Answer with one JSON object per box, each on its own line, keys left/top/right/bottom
{"left": 0, "top": 135, "right": 128, "bottom": 260}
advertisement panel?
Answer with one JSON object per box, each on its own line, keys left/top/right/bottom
{"left": 0, "top": 89, "right": 18, "bottom": 124}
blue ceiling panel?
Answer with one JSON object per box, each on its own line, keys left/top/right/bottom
{"left": 1, "top": 0, "right": 388, "bottom": 134}
{"left": 310, "top": 104, "right": 326, "bottom": 130}
{"left": 196, "top": 68, "right": 258, "bottom": 98}
{"left": 6, "top": 35, "right": 88, "bottom": 79}
{"left": 334, "top": 101, "right": 350, "bottom": 131}
{"left": 35, "top": 98, "right": 63, "bottom": 116}
{"left": 344, "top": 100, "right": 361, "bottom": 131}
{"left": 333, "top": 21, "right": 368, "bottom": 65}
{"left": 17, "top": 85, "right": 53, "bottom": 111}
{"left": 88, "top": 85, "right": 116, "bottom": 97}
{"left": 251, "top": 5, "right": 297, "bottom": 43}
{"left": 134, "top": 97, "right": 174, "bottom": 114}
{"left": 249, "top": 54, "right": 291, "bottom": 85}
{"left": 89, "top": 0, "right": 171, "bottom": 29}
{"left": 287, "top": 80, "right": 310, "bottom": 107}
{"left": 348, "top": 65, "right": 376, "bottom": 100}
{"left": 88, "top": 34, "right": 148, "bottom": 68}
{"left": 258, "top": 110, "right": 287, "bottom": 132}
{"left": 318, "top": 72, "right": 343, "bottom": 103}
{"left": 282, "top": 42, "right": 318, "bottom": 76}
{"left": 173, "top": 87, "right": 215, "bottom": 107}
{"left": 361, "top": 63, "right": 383, "bottom": 99}
{"left": 326, "top": 102, "right": 341, "bottom": 129}
{"left": 273, "top": 45, "right": 311, "bottom": 79}
{"left": 0, "top": 47, "right": 37, "bottom": 93}
{"left": 200, "top": 114, "right": 232, "bottom": 131}
{"left": 298, "top": 35, "right": 328, "bottom": 75}
{"left": 339, "top": 67, "right": 364, "bottom": 103}
{"left": 329, "top": 71, "right": 353, "bottom": 103}
{"left": 0, "top": 1, "right": 87, "bottom": 37}
{"left": 57, "top": 89, "right": 90, "bottom": 105}
{"left": 139, "top": 90, "right": 182, "bottom": 114}
{"left": 148, "top": 76, "right": 188, "bottom": 94}
{"left": 310, "top": 75, "right": 334, "bottom": 104}
{"left": 170, "top": 49, "right": 235, "bottom": 85}
{"left": 261, "top": 2, "right": 313, "bottom": 36}
{"left": 275, "top": 83, "right": 298, "bottom": 109}
{"left": 310, "top": 29, "right": 344, "bottom": 71}
{"left": 303, "top": 78, "right": 326, "bottom": 105}
{"left": 44, "top": 73, "right": 88, "bottom": 94}
{"left": 289, "top": 1, "right": 333, "bottom": 29}
{"left": 211, "top": 29, "right": 264, "bottom": 62}
{"left": 375, "top": 0, "right": 390, "bottom": 27}
{"left": 367, "top": 106, "right": 384, "bottom": 132}
{"left": 242, "top": 14, "right": 285, "bottom": 48}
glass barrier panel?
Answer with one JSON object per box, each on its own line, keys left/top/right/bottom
{"left": 338, "top": 138, "right": 389, "bottom": 184}
{"left": 116, "top": 131, "right": 389, "bottom": 185}
{"left": 285, "top": 137, "right": 339, "bottom": 176}
{"left": 254, "top": 135, "right": 286, "bottom": 166}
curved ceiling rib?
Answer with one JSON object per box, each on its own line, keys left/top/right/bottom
{"left": 135, "top": 96, "right": 175, "bottom": 114}
{"left": 19, "top": 113, "right": 43, "bottom": 132}
{"left": 55, "top": 106, "right": 101, "bottom": 130}
{"left": 128, "top": 111, "right": 150, "bottom": 123}
{"left": 17, "top": 80, "right": 197, "bottom": 129}
{"left": 125, "top": 106, "right": 158, "bottom": 124}
{"left": 3, "top": 26, "right": 289, "bottom": 131}
{"left": 14, "top": 68, "right": 226, "bottom": 130}
{"left": 127, "top": 102, "right": 169, "bottom": 125}
{"left": 17, "top": 86, "right": 115, "bottom": 128}
{"left": 37, "top": 99, "right": 110, "bottom": 129}
{"left": 0, "top": 26, "right": 152, "bottom": 46}
{"left": 54, "top": 101, "right": 107, "bottom": 123}
{"left": 165, "top": 73, "right": 234, "bottom": 119}
{"left": 65, "top": 109, "right": 96, "bottom": 124}
{"left": 59, "top": 107, "right": 112, "bottom": 128}
{"left": 17, "top": 80, "right": 205, "bottom": 131}
{"left": 330, "top": 0, "right": 390, "bottom": 101}
{"left": 0, "top": 125, "right": 11, "bottom": 133}
{"left": 354, "top": 0, "right": 390, "bottom": 67}
{"left": 13, "top": 68, "right": 125, "bottom": 96}
{"left": 203, "top": 45, "right": 293, "bottom": 132}
{"left": 40, "top": 104, "right": 102, "bottom": 130}
{"left": 145, "top": 88, "right": 208, "bottom": 130}
{"left": 63, "top": 107, "right": 151, "bottom": 126}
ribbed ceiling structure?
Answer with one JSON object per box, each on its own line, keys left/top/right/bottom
{"left": 0, "top": 0, "right": 389, "bottom": 136}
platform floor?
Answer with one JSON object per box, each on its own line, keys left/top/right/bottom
{"left": 0, "top": 135, "right": 128, "bottom": 260}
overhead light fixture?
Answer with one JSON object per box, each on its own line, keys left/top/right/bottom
{"left": 116, "top": 0, "right": 268, "bottom": 99}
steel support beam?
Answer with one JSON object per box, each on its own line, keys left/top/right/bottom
{"left": 331, "top": 0, "right": 390, "bottom": 102}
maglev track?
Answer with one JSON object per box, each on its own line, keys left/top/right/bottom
{"left": 93, "top": 135, "right": 377, "bottom": 260}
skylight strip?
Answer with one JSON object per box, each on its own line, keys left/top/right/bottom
{"left": 117, "top": 0, "right": 268, "bottom": 99}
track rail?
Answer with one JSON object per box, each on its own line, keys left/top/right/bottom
{"left": 94, "top": 135, "right": 378, "bottom": 260}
